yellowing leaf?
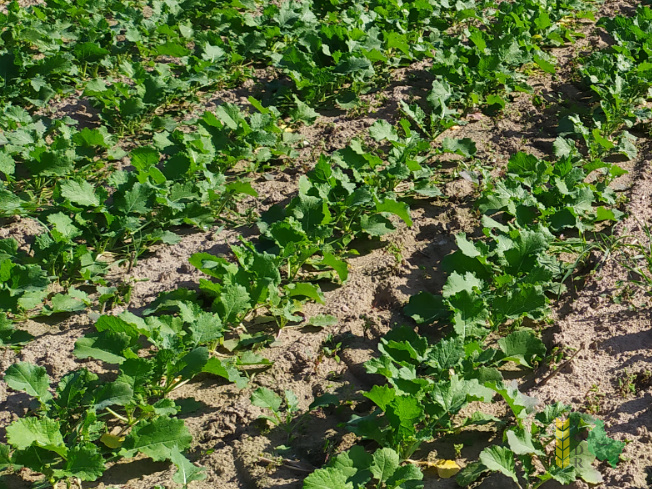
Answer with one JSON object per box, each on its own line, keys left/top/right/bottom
{"left": 434, "top": 459, "right": 460, "bottom": 478}
{"left": 100, "top": 433, "right": 124, "bottom": 449}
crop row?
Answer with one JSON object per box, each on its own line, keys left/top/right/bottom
{"left": 306, "top": 4, "right": 652, "bottom": 489}
{"left": 1, "top": 0, "right": 590, "bottom": 330}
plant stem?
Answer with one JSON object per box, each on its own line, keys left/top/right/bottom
{"left": 105, "top": 407, "right": 129, "bottom": 422}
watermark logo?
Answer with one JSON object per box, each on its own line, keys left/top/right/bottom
{"left": 555, "top": 417, "right": 571, "bottom": 468}
{"left": 556, "top": 417, "right": 593, "bottom": 469}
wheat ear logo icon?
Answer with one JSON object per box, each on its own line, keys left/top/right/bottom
{"left": 555, "top": 417, "right": 571, "bottom": 468}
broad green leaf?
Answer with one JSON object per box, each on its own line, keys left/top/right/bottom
{"left": 535, "top": 402, "right": 570, "bottom": 426}
{"left": 376, "top": 199, "right": 412, "bottom": 226}
{"left": 533, "top": 53, "right": 556, "bottom": 74}
{"left": 306, "top": 314, "right": 338, "bottom": 328}
{"left": 591, "top": 128, "right": 614, "bottom": 150}
{"left": 386, "top": 396, "right": 423, "bottom": 438}
{"left": 0, "top": 152, "right": 15, "bottom": 176}
{"left": 130, "top": 146, "right": 159, "bottom": 171}
{"left": 73, "top": 331, "right": 132, "bottom": 364}
{"left": 478, "top": 446, "right": 518, "bottom": 484}
{"left": 413, "top": 179, "right": 442, "bottom": 197}
{"left": 216, "top": 103, "right": 244, "bottom": 130}
{"left": 386, "top": 462, "right": 423, "bottom": 486}
{"left": 549, "top": 464, "right": 577, "bottom": 484}
{"left": 487, "top": 381, "right": 539, "bottom": 420}
{"left": 369, "top": 120, "right": 399, "bottom": 142}
{"left": 380, "top": 325, "right": 429, "bottom": 363}
{"left": 47, "top": 213, "right": 81, "bottom": 242}
{"left": 59, "top": 180, "right": 100, "bottom": 207}
{"left": 177, "top": 347, "right": 209, "bottom": 380}
{"left": 187, "top": 311, "right": 224, "bottom": 345}
{"left": 334, "top": 56, "right": 373, "bottom": 78}
{"left": 290, "top": 96, "right": 319, "bottom": 125}
{"left": 202, "top": 358, "right": 247, "bottom": 389}
{"left": 469, "top": 28, "right": 486, "bottom": 51}
{"left": 456, "top": 460, "right": 488, "bottom": 486}
{"left": 309, "top": 393, "right": 340, "bottom": 411}
{"left": 485, "top": 94, "right": 505, "bottom": 109}
{"left": 493, "top": 285, "right": 547, "bottom": 322}
{"left": 153, "top": 399, "right": 178, "bottom": 416}
{"left": 215, "top": 284, "right": 251, "bottom": 325}
{"left": 202, "top": 42, "right": 225, "bottom": 62}
{"left": 171, "top": 449, "right": 206, "bottom": 485}
{"left": 331, "top": 445, "right": 373, "bottom": 486}
{"left": 6, "top": 417, "right": 67, "bottom": 456}
{"left": 442, "top": 138, "right": 476, "bottom": 157}
{"left": 95, "top": 315, "right": 141, "bottom": 339}
{"left": 497, "top": 330, "right": 546, "bottom": 367}
{"left": 507, "top": 152, "right": 545, "bottom": 180}
{"left": 120, "top": 417, "right": 192, "bottom": 461}
{"left": 404, "top": 292, "right": 447, "bottom": 324}
{"left": 225, "top": 181, "right": 258, "bottom": 197}
{"left": 188, "top": 253, "right": 235, "bottom": 279}
{"left": 0, "top": 443, "right": 11, "bottom": 470}
{"left": 442, "top": 271, "right": 482, "bottom": 298}
{"left": 250, "top": 387, "right": 282, "bottom": 412}
{"left": 94, "top": 381, "right": 134, "bottom": 410}
{"left": 42, "top": 291, "right": 87, "bottom": 314}
{"left": 587, "top": 419, "right": 625, "bottom": 467}
{"left": 55, "top": 369, "right": 98, "bottom": 411}
{"left": 59, "top": 443, "right": 105, "bottom": 481}
{"left": 237, "top": 351, "right": 271, "bottom": 366}
{"left": 303, "top": 466, "right": 354, "bottom": 489}
{"left": 285, "top": 389, "right": 299, "bottom": 412}
{"left": 364, "top": 385, "right": 395, "bottom": 411}
{"left": 156, "top": 41, "right": 190, "bottom": 57}
{"left": 285, "top": 282, "right": 325, "bottom": 304}
{"left": 573, "top": 440, "right": 603, "bottom": 484}
{"left": 0, "top": 314, "right": 33, "bottom": 347}
{"left": 370, "top": 448, "right": 399, "bottom": 484}
{"left": 360, "top": 214, "right": 395, "bottom": 236}
{"left": 456, "top": 233, "right": 481, "bottom": 258}
{"left": 428, "top": 336, "right": 464, "bottom": 372}
{"left": 112, "top": 183, "right": 153, "bottom": 215}
{"left": 5, "top": 362, "right": 52, "bottom": 403}
{"left": 553, "top": 137, "right": 576, "bottom": 158}
{"left": 595, "top": 206, "right": 622, "bottom": 222}
{"left": 16, "top": 289, "right": 49, "bottom": 312}
{"left": 73, "top": 127, "right": 110, "bottom": 148}
{"left": 448, "top": 290, "right": 488, "bottom": 339}
{"left": 502, "top": 228, "right": 553, "bottom": 275}
{"left": 291, "top": 194, "right": 332, "bottom": 232}
{"left": 321, "top": 252, "right": 348, "bottom": 283}
{"left": 506, "top": 428, "right": 544, "bottom": 456}
{"left": 74, "top": 42, "right": 109, "bottom": 61}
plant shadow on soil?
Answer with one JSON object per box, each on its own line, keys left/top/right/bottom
{"left": 87, "top": 459, "right": 170, "bottom": 487}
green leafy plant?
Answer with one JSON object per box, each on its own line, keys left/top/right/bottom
{"left": 0, "top": 361, "right": 204, "bottom": 488}
{"left": 250, "top": 387, "right": 300, "bottom": 434}
{"left": 348, "top": 327, "right": 545, "bottom": 460}
{"left": 0, "top": 238, "right": 49, "bottom": 314}
{"left": 457, "top": 403, "right": 625, "bottom": 488}
{"left": 303, "top": 446, "right": 424, "bottom": 489}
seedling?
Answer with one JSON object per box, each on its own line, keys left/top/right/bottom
{"left": 321, "top": 334, "right": 344, "bottom": 363}
{"left": 250, "top": 387, "right": 300, "bottom": 437}
{"left": 585, "top": 384, "right": 605, "bottom": 415}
